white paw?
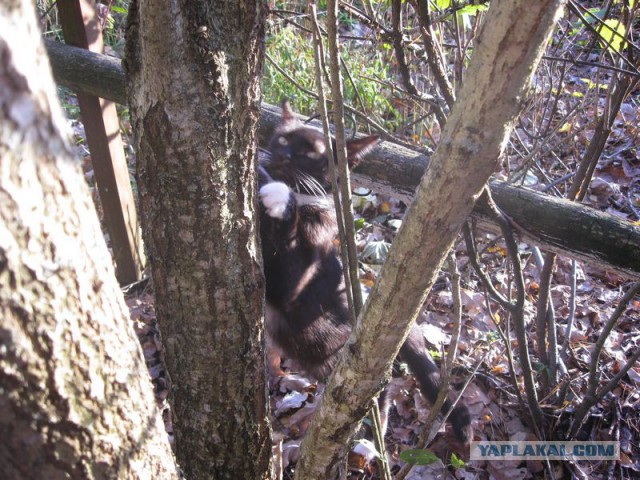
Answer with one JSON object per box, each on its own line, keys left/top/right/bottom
{"left": 260, "top": 182, "right": 291, "bottom": 219}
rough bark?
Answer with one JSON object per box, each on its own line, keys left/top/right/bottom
{"left": 44, "top": 42, "right": 640, "bottom": 279}
{"left": 0, "top": 1, "right": 177, "bottom": 479}
{"left": 125, "top": 1, "right": 272, "bottom": 479}
{"left": 293, "top": 1, "right": 567, "bottom": 478}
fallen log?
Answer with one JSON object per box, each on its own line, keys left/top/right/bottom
{"left": 45, "top": 39, "right": 640, "bottom": 279}
{"left": 46, "top": 39, "right": 127, "bottom": 106}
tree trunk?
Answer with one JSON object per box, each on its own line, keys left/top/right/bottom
{"left": 0, "top": 1, "right": 177, "bottom": 479}
{"left": 294, "top": 1, "right": 568, "bottom": 478}
{"left": 125, "top": 1, "right": 271, "bottom": 479}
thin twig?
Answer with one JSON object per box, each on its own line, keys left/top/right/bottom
{"left": 339, "top": 56, "right": 370, "bottom": 129}
{"left": 369, "top": 400, "right": 393, "bottom": 480}
{"left": 265, "top": 52, "right": 420, "bottom": 149}
{"left": 311, "top": 5, "right": 390, "bottom": 478}
{"left": 542, "top": 55, "right": 640, "bottom": 78}
{"left": 568, "top": 0, "right": 640, "bottom": 72}
{"left": 391, "top": 0, "right": 419, "bottom": 97}
{"left": 485, "top": 290, "right": 526, "bottom": 407}
{"left": 463, "top": 223, "right": 512, "bottom": 310}
{"left": 340, "top": 1, "right": 392, "bottom": 35}
{"left": 569, "top": 282, "right": 640, "bottom": 437}
{"left": 561, "top": 259, "right": 578, "bottom": 358}
{"left": 326, "top": 0, "right": 364, "bottom": 315}
{"left": 309, "top": 5, "right": 356, "bottom": 326}
{"left": 468, "top": 190, "right": 545, "bottom": 434}
{"left": 396, "top": 353, "right": 482, "bottom": 480}
{"left": 411, "top": 0, "right": 455, "bottom": 109}
{"left": 534, "top": 252, "right": 555, "bottom": 390}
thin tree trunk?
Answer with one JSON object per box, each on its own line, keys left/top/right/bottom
{"left": 294, "top": 1, "right": 567, "bottom": 478}
{"left": 0, "top": 1, "right": 177, "bottom": 478}
{"left": 125, "top": 1, "right": 272, "bottom": 478}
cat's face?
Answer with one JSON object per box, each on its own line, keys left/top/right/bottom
{"left": 263, "top": 102, "right": 378, "bottom": 196}
{"left": 267, "top": 125, "right": 330, "bottom": 196}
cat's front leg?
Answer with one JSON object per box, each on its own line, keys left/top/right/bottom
{"left": 259, "top": 182, "right": 294, "bottom": 220}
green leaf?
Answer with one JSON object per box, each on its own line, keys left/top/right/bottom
{"left": 429, "top": 349, "right": 442, "bottom": 359}
{"left": 111, "top": 5, "right": 127, "bottom": 13}
{"left": 432, "top": 0, "right": 451, "bottom": 10}
{"left": 450, "top": 452, "right": 466, "bottom": 469}
{"left": 399, "top": 449, "right": 439, "bottom": 466}
{"left": 354, "top": 218, "right": 366, "bottom": 231}
{"left": 586, "top": 7, "right": 606, "bottom": 20}
{"left": 486, "top": 330, "right": 501, "bottom": 343}
{"left": 597, "top": 19, "right": 627, "bottom": 53}
{"left": 458, "top": 4, "right": 489, "bottom": 16}
{"left": 578, "top": 77, "right": 608, "bottom": 91}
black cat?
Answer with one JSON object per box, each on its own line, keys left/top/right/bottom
{"left": 259, "top": 102, "right": 471, "bottom": 443}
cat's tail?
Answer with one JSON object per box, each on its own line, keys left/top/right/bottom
{"left": 398, "top": 325, "right": 472, "bottom": 444}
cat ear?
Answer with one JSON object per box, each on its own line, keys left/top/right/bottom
{"left": 346, "top": 135, "right": 379, "bottom": 168}
{"left": 277, "top": 100, "right": 300, "bottom": 133}
{"left": 282, "top": 100, "right": 294, "bottom": 122}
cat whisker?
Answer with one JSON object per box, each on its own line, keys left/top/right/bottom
{"left": 292, "top": 173, "right": 306, "bottom": 194}
{"left": 300, "top": 176, "right": 324, "bottom": 197}
{"left": 295, "top": 170, "right": 326, "bottom": 197}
